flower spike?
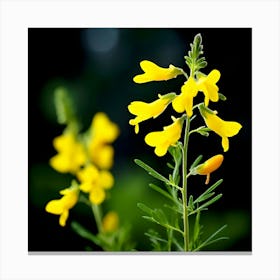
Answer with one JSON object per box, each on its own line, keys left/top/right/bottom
{"left": 133, "top": 60, "right": 183, "bottom": 83}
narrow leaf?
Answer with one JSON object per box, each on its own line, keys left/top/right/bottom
{"left": 193, "top": 179, "right": 223, "bottom": 204}
{"left": 190, "top": 155, "right": 203, "bottom": 169}
{"left": 137, "top": 202, "right": 153, "bottom": 216}
{"left": 194, "top": 192, "right": 215, "bottom": 204}
{"left": 197, "top": 194, "right": 223, "bottom": 211}
{"left": 202, "top": 236, "right": 229, "bottom": 248}
{"left": 218, "top": 92, "right": 227, "bottom": 101}
{"left": 190, "top": 194, "right": 223, "bottom": 216}
{"left": 134, "top": 159, "right": 169, "bottom": 184}
{"left": 193, "top": 224, "right": 228, "bottom": 251}
{"left": 144, "top": 232, "right": 168, "bottom": 243}
{"left": 193, "top": 210, "right": 201, "bottom": 243}
{"left": 149, "top": 183, "right": 174, "bottom": 202}
{"left": 71, "top": 221, "right": 101, "bottom": 246}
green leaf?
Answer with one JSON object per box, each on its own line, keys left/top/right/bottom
{"left": 134, "top": 159, "right": 169, "bottom": 184}
{"left": 193, "top": 210, "right": 201, "bottom": 243}
{"left": 152, "top": 209, "right": 168, "bottom": 224}
{"left": 188, "top": 195, "right": 194, "bottom": 211}
{"left": 190, "top": 194, "right": 223, "bottom": 216}
{"left": 142, "top": 216, "right": 156, "bottom": 223}
{"left": 193, "top": 179, "right": 223, "bottom": 204}
{"left": 137, "top": 202, "right": 154, "bottom": 216}
{"left": 193, "top": 224, "right": 228, "bottom": 251}
{"left": 194, "top": 192, "right": 215, "bottom": 204}
{"left": 190, "top": 155, "right": 203, "bottom": 169}
{"left": 149, "top": 183, "right": 174, "bottom": 202}
{"left": 219, "top": 92, "right": 227, "bottom": 101}
{"left": 71, "top": 221, "right": 101, "bottom": 246}
{"left": 54, "top": 87, "right": 75, "bottom": 125}
{"left": 145, "top": 231, "right": 168, "bottom": 244}
{"left": 164, "top": 204, "right": 183, "bottom": 215}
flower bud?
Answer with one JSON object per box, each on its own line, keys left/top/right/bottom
{"left": 193, "top": 154, "right": 224, "bottom": 184}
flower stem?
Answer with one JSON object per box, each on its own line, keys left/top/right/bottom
{"left": 91, "top": 204, "right": 103, "bottom": 233}
{"left": 182, "top": 116, "right": 190, "bottom": 251}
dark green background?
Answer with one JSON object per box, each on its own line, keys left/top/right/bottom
{"left": 28, "top": 28, "right": 252, "bottom": 251}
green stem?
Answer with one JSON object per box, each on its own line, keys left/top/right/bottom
{"left": 91, "top": 204, "right": 103, "bottom": 233}
{"left": 182, "top": 116, "right": 191, "bottom": 251}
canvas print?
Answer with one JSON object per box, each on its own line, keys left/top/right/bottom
{"left": 28, "top": 28, "right": 251, "bottom": 252}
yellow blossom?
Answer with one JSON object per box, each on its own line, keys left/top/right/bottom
{"left": 102, "top": 211, "right": 119, "bottom": 233}
{"left": 45, "top": 186, "right": 79, "bottom": 227}
{"left": 145, "top": 117, "right": 183, "bottom": 157}
{"left": 88, "top": 112, "right": 119, "bottom": 169}
{"left": 196, "top": 69, "right": 221, "bottom": 106}
{"left": 194, "top": 154, "right": 224, "bottom": 184}
{"left": 133, "top": 60, "right": 183, "bottom": 83}
{"left": 77, "top": 164, "right": 114, "bottom": 205}
{"left": 90, "top": 112, "right": 119, "bottom": 143}
{"left": 50, "top": 132, "right": 86, "bottom": 174}
{"left": 172, "top": 77, "right": 198, "bottom": 117}
{"left": 199, "top": 105, "right": 242, "bottom": 152}
{"left": 128, "top": 93, "right": 176, "bottom": 134}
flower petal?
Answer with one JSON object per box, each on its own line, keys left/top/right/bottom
{"left": 222, "top": 136, "right": 229, "bottom": 152}
{"left": 59, "top": 210, "right": 69, "bottom": 227}
{"left": 89, "top": 187, "right": 106, "bottom": 205}
{"left": 100, "top": 170, "right": 114, "bottom": 189}
{"left": 45, "top": 199, "right": 64, "bottom": 215}
{"left": 133, "top": 60, "right": 182, "bottom": 83}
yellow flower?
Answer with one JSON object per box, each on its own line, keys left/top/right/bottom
{"left": 196, "top": 69, "right": 221, "bottom": 106}
{"left": 90, "top": 112, "right": 119, "bottom": 144}
{"left": 50, "top": 132, "right": 87, "bottom": 174}
{"left": 128, "top": 93, "right": 176, "bottom": 134}
{"left": 172, "top": 77, "right": 198, "bottom": 117}
{"left": 199, "top": 105, "right": 242, "bottom": 152}
{"left": 133, "top": 60, "right": 183, "bottom": 83}
{"left": 77, "top": 164, "right": 114, "bottom": 205}
{"left": 88, "top": 112, "right": 119, "bottom": 169}
{"left": 193, "top": 154, "right": 224, "bottom": 184}
{"left": 102, "top": 211, "right": 119, "bottom": 233}
{"left": 45, "top": 186, "right": 79, "bottom": 227}
{"left": 145, "top": 117, "right": 183, "bottom": 157}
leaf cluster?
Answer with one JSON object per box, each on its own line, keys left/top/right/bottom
{"left": 71, "top": 221, "right": 135, "bottom": 251}
{"left": 135, "top": 151, "right": 228, "bottom": 251}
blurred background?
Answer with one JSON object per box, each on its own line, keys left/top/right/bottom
{"left": 28, "top": 28, "right": 251, "bottom": 252}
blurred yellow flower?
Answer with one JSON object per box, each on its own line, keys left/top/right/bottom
{"left": 133, "top": 60, "right": 183, "bottom": 83}
{"left": 145, "top": 117, "right": 183, "bottom": 157}
{"left": 194, "top": 154, "right": 224, "bottom": 184}
{"left": 197, "top": 70, "right": 221, "bottom": 106}
{"left": 128, "top": 93, "right": 176, "bottom": 134}
{"left": 172, "top": 77, "right": 198, "bottom": 117}
{"left": 50, "top": 132, "right": 86, "bottom": 174}
{"left": 77, "top": 164, "right": 114, "bottom": 205}
{"left": 199, "top": 105, "right": 242, "bottom": 152}
{"left": 45, "top": 186, "right": 79, "bottom": 227}
{"left": 88, "top": 112, "right": 119, "bottom": 169}
{"left": 90, "top": 112, "right": 119, "bottom": 143}
{"left": 102, "top": 211, "right": 119, "bottom": 233}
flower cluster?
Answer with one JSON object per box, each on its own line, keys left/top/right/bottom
{"left": 128, "top": 34, "right": 242, "bottom": 182}
{"left": 129, "top": 33, "right": 243, "bottom": 251}
{"left": 46, "top": 112, "right": 119, "bottom": 227}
